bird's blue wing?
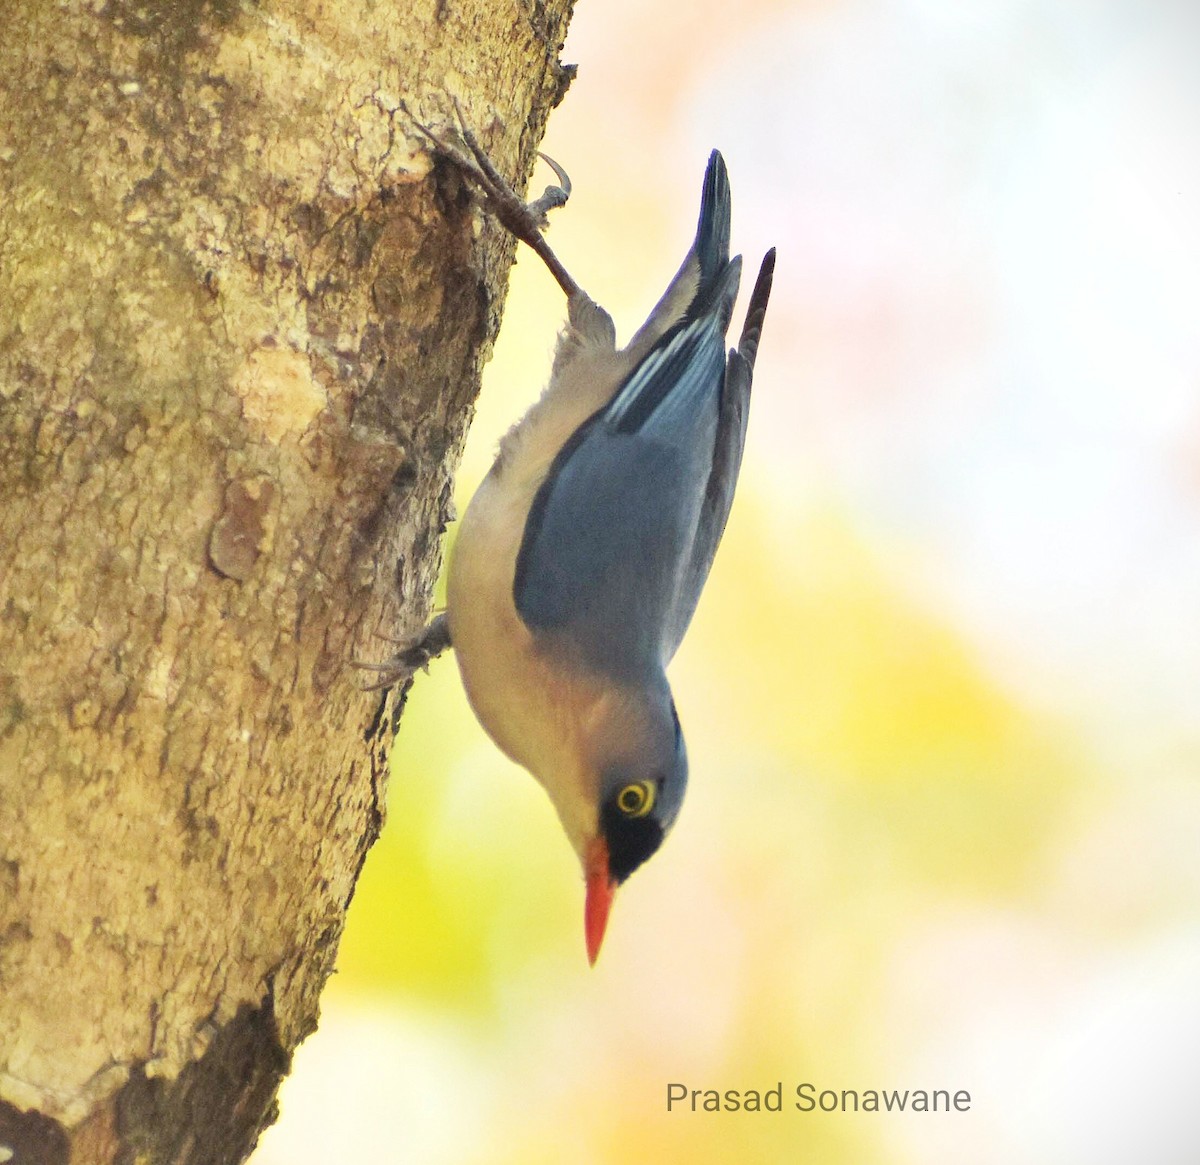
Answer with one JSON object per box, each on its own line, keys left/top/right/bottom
{"left": 664, "top": 248, "right": 775, "bottom": 657}
{"left": 513, "top": 155, "right": 773, "bottom": 683}
{"left": 514, "top": 315, "right": 729, "bottom": 683}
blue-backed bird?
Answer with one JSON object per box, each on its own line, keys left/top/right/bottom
{"left": 365, "top": 111, "right": 774, "bottom": 964}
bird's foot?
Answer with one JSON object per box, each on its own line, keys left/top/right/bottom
{"left": 404, "top": 99, "right": 581, "bottom": 299}
{"left": 352, "top": 612, "right": 452, "bottom": 691}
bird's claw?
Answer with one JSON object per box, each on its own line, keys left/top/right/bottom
{"left": 352, "top": 613, "right": 452, "bottom": 691}
{"left": 405, "top": 97, "right": 572, "bottom": 242}
{"left": 525, "top": 152, "right": 572, "bottom": 229}
{"left": 402, "top": 98, "right": 580, "bottom": 298}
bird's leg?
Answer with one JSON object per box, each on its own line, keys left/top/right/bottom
{"left": 352, "top": 612, "right": 452, "bottom": 691}
{"left": 404, "top": 99, "right": 583, "bottom": 302}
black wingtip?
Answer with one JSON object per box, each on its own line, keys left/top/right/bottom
{"left": 696, "top": 150, "right": 732, "bottom": 284}
{"left": 737, "top": 248, "right": 775, "bottom": 370}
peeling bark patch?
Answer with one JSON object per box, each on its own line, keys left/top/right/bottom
{"left": 114, "top": 1000, "right": 288, "bottom": 1165}
{"left": 0, "top": 1102, "right": 68, "bottom": 1165}
{"left": 207, "top": 476, "right": 276, "bottom": 582}
{"left": 551, "top": 60, "right": 577, "bottom": 108}
{"left": 232, "top": 347, "right": 327, "bottom": 443}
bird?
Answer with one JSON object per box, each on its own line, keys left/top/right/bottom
{"left": 365, "top": 109, "right": 774, "bottom": 965}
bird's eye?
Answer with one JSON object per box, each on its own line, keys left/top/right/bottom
{"left": 616, "top": 781, "right": 655, "bottom": 818}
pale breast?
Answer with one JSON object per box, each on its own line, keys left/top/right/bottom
{"left": 444, "top": 347, "right": 635, "bottom": 853}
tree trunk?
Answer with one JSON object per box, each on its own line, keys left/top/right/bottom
{"left": 0, "top": 2, "right": 573, "bottom": 1161}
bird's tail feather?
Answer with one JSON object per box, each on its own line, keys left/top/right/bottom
{"left": 694, "top": 150, "right": 732, "bottom": 288}
{"left": 736, "top": 248, "right": 775, "bottom": 369}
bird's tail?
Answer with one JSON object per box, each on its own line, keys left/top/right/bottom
{"left": 622, "top": 150, "right": 741, "bottom": 362}
{"left": 693, "top": 150, "right": 732, "bottom": 291}
{"left": 737, "top": 248, "right": 776, "bottom": 369}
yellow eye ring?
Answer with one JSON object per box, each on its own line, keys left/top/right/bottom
{"left": 616, "top": 781, "right": 655, "bottom": 818}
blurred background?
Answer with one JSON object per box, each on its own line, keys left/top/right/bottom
{"left": 255, "top": 1, "right": 1200, "bottom": 1161}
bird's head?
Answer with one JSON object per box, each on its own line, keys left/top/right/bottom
{"left": 576, "top": 679, "right": 688, "bottom": 965}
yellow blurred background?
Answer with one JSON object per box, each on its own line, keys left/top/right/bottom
{"left": 255, "top": 2, "right": 1200, "bottom": 1162}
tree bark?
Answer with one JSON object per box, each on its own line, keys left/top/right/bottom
{"left": 0, "top": 1, "right": 573, "bottom": 1161}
